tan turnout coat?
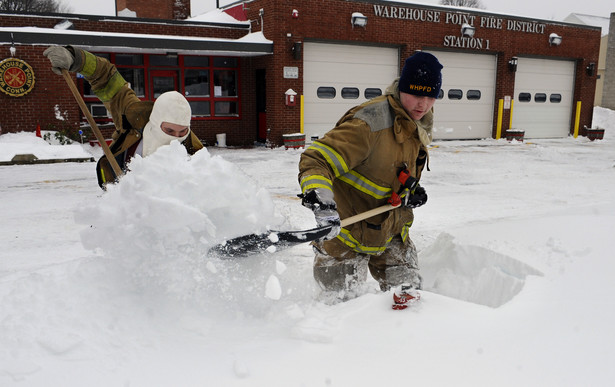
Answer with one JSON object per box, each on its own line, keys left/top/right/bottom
{"left": 298, "top": 80, "right": 431, "bottom": 254}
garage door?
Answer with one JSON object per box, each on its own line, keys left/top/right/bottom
{"left": 511, "top": 57, "right": 575, "bottom": 138}
{"left": 303, "top": 42, "right": 399, "bottom": 141}
{"left": 426, "top": 50, "right": 497, "bottom": 140}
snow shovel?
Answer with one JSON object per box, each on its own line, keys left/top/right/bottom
{"left": 208, "top": 202, "right": 401, "bottom": 258}
{"left": 61, "top": 69, "right": 123, "bottom": 178}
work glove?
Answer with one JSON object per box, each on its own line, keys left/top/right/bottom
{"left": 300, "top": 188, "right": 341, "bottom": 240}
{"left": 43, "top": 46, "right": 80, "bottom": 75}
{"left": 404, "top": 185, "right": 428, "bottom": 208}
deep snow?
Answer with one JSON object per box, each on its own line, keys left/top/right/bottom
{"left": 1, "top": 107, "right": 615, "bottom": 386}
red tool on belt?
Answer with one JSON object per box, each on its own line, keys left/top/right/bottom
{"left": 388, "top": 169, "right": 418, "bottom": 207}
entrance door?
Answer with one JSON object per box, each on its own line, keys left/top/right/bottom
{"left": 150, "top": 70, "right": 179, "bottom": 99}
{"left": 256, "top": 69, "right": 267, "bottom": 142}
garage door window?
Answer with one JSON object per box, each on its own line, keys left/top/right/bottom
{"left": 518, "top": 92, "right": 532, "bottom": 102}
{"left": 317, "top": 87, "right": 336, "bottom": 99}
{"left": 550, "top": 94, "right": 562, "bottom": 103}
{"left": 341, "top": 87, "right": 360, "bottom": 99}
{"left": 467, "top": 90, "right": 481, "bottom": 100}
{"left": 535, "top": 93, "right": 547, "bottom": 103}
{"left": 448, "top": 89, "right": 463, "bottom": 100}
{"left": 364, "top": 88, "right": 382, "bottom": 99}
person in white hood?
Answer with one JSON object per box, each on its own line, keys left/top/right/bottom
{"left": 44, "top": 45, "right": 204, "bottom": 189}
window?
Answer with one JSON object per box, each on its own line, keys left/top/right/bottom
{"left": 184, "top": 70, "right": 209, "bottom": 97}
{"left": 467, "top": 90, "right": 481, "bottom": 100}
{"left": 341, "top": 87, "right": 359, "bottom": 99}
{"left": 84, "top": 53, "right": 241, "bottom": 120}
{"left": 118, "top": 68, "right": 145, "bottom": 97}
{"left": 317, "top": 87, "right": 336, "bottom": 99}
{"left": 535, "top": 93, "right": 547, "bottom": 103}
{"left": 364, "top": 88, "right": 382, "bottom": 99}
{"left": 518, "top": 92, "right": 532, "bottom": 102}
{"left": 150, "top": 54, "right": 178, "bottom": 67}
{"left": 448, "top": 89, "right": 463, "bottom": 100}
{"left": 214, "top": 70, "right": 237, "bottom": 97}
{"left": 550, "top": 94, "right": 562, "bottom": 103}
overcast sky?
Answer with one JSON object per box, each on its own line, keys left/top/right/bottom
{"left": 62, "top": 0, "right": 612, "bottom": 24}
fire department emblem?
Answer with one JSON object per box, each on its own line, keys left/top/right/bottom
{"left": 0, "top": 58, "right": 35, "bottom": 97}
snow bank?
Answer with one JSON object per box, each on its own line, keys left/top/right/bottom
{"left": 0, "top": 131, "right": 94, "bottom": 161}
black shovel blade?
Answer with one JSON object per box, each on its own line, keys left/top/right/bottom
{"left": 208, "top": 225, "right": 332, "bottom": 258}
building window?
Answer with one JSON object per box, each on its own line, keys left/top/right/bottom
{"left": 83, "top": 52, "right": 241, "bottom": 121}
{"left": 184, "top": 69, "right": 209, "bottom": 97}
{"left": 317, "top": 87, "right": 336, "bottom": 99}
{"left": 364, "top": 88, "right": 382, "bottom": 99}
{"left": 550, "top": 94, "right": 562, "bottom": 103}
{"left": 535, "top": 93, "right": 547, "bottom": 103}
{"left": 341, "top": 87, "right": 360, "bottom": 99}
{"left": 518, "top": 92, "right": 532, "bottom": 102}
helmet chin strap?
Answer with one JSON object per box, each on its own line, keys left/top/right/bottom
{"left": 142, "top": 121, "right": 190, "bottom": 157}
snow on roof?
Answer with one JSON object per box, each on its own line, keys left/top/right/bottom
{"left": 187, "top": 8, "right": 250, "bottom": 25}
{"left": 564, "top": 13, "right": 610, "bottom": 36}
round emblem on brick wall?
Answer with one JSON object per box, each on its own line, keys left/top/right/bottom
{"left": 0, "top": 58, "right": 36, "bottom": 97}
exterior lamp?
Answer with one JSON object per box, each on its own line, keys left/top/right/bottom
{"left": 461, "top": 23, "right": 475, "bottom": 38}
{"left": 292, "top": 42, "right": 302, "bottom": 60}
{"left": 549, "top": 33, "right": 562, "bottom": 46}
{"left": 586, "top": 62, "right": 595, "bottom": 76}
{"left": 508, "top": 56, "right": 518, "bottom": 72}
{"left": 351, "top": 12, "right": 367, "bottom": 28}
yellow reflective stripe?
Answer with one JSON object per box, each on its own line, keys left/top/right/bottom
{"left": 100, "top": 168, "right": 106, "bottom": 184}
{"left": 338, "top": 170, "right": 392, "bottom": 199}
{"left": 337, "top": 228, "right": 391, "bottom": 255}
{"left": 400, "top": 221, "right": 413, "bottom": 242}
{"left": 309, "top": 142, "right": 349, "bottom": 177}
{"left": 93, "top": 71, "right": 126, "bottom": 102}
{"left": 80, "top": 51, "right": 98, "bottom": 77}
{"left": 301, "top": 175, "right": 332, "bottom": 193}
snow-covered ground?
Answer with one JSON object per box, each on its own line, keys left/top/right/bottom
{"left": 1, "top": 107, "right": 614, "bottom": 386}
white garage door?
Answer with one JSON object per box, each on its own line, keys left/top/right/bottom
{"left": 427, "top": 50, "right": 497, "bottom": 140}
{"left": 303, "top": 42, "right": 399, "bottom": 141}
{"left": 511, "top": 57, "right": 575, "bottom": 138}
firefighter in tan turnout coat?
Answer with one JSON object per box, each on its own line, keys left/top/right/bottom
{"left": 43, "top": 45, "right": 203, "bottom": 189}
{"left": 299, "top": 52, "right": 443, "bottom": 307}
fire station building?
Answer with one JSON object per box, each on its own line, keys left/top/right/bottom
{"left": 0, "top": 0, "right": 602, "bottom": 146}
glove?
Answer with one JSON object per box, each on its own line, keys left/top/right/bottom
{"left": 43, "top": 46, "right": 80, "bottom": 75}
{"left": 301, "top": 188, "right": 341, "bottom": 240}
{"left": 404, "top": 185, "right": 428, "bottom": 208}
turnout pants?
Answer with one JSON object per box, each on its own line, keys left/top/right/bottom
{"left": 312, "top": 235, "right": 422, "bottom": 295}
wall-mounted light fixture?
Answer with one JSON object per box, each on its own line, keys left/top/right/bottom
{"left": 508, "top": 56, "right": 518, "bottom": 72}
{"left": 292, "top": 42, "right": 302, "bottom": 60}
{"left": 549, "top": 33, "right": 562, "bottom": 46}
{"left": 351, "top": 12, "right": 367, "bottom": 28}
{"left": 586, "top": 62, "right": 596, "bottom": 76}
{"left": 461, "top": 23, "right": 475, "bottom": 38}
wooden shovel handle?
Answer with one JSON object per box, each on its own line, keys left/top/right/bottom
{"left": 61, "top": 69, "right": 123, "bottom": 178}
{"left": 340, "top": 202, "right": 401, "bottom": 228}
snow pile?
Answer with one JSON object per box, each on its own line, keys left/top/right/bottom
{"left": 0, "top": 131, "right": 94, "bottom": 161}
{"left": 76, "top": 141, "right": 283, "bottom": 312}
